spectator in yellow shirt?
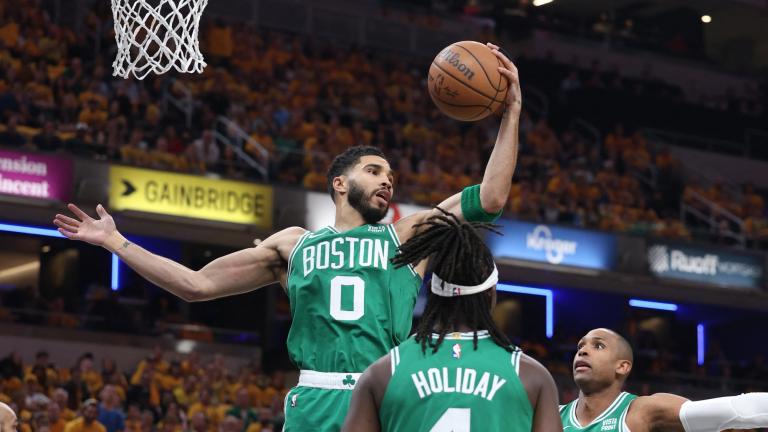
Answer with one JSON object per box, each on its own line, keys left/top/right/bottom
{"left": 188, "top": 388, "right": 221, "bottom": 431}
{"left": 158, "top": 362, "right": 183, "bottom": 392}
{"left": 172, "top": 375, "right": 198, "bottom": 408}
{"left": 78, "top": 98, "right": 108, "bottom": 129}
{"left": 123, "top": 404, "right": 142, "bottom": 432}
{"left": 53, "top": 388, "right": 78, "bottom": 421}
{"left": 64, "top": 399, "right": 106, "bottom": 432}
{"left": 50, "top": 402, "right": 67, "bottom": 432}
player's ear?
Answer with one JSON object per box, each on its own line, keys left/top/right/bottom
{"left": 615, "top": 359, "right": 632, "bottom": 379}
{"left": 333, "top": 175, "right": 348, "bottom": 197}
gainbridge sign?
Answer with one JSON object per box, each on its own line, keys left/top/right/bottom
{"left": 109, "top": 166, "right": 273, "bottom": 227}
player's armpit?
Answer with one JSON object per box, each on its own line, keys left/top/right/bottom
{"left": 519, "top": 354, "right": 563, "bottom": 432}
{"left": 193, "top": 226, "right": 305, "bottom": 301}
{"left": 627, "top": 393, "right": 688, "bottom": 432}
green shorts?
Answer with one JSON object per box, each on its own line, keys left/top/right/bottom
{"left": 282, "top": 386, "right": 354, "bottom": 432}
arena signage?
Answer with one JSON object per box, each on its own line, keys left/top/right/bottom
{"left": 647, "top": 242, "right": 763, "bottom": 289}
{"left": 109, "top": 166, "right": 272, "bottom": 227}
{"left": 0, "top": 150, "right": 72, "bottom": 201}
{"left": 486, "top": 220, "right": 616, "bottom": 270}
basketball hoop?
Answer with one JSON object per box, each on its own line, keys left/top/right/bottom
{"left": 111, "top": 0, "right": 208, "bottom": 80}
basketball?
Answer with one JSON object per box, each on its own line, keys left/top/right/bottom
{"left": 428, "top": 41, "right": 509, "bottom": 121}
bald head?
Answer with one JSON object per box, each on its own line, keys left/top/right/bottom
{"left": 574, "top": 328, "right": 635, "bottom": 393}
{"left": 0, "top": 402, "right": 18, "bottom": 432}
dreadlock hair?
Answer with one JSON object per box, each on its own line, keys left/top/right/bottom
{"left": 326, "top": 146, "right": 387, "bottom": 201}
{"left": 391, "top": 207, "right": 514, "bottom": 354}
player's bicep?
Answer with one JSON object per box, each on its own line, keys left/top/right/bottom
{"left": 630, "top": 394, "right": 688, "bottom": 432}
{"left": 196, "top": 227, "right": 301, "bottom": 299}
{"left": 342, "top": 369, "right": 381, "bottom": 432}
{"left": 394, "top": 193, "right": 462, "bottom": 240}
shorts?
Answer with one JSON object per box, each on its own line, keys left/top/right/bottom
{"left": 282, "top": 386, "right": 354, "bottom": 432}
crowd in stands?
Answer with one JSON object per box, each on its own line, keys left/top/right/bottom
{"left": 0, "top": 348, "right": 288, "bottom": 432}
{"left": 0, "top": 0, "right": 767, "bottom": 246}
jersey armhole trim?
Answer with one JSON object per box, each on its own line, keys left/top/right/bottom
{"left": 511, "top": 350, "right": 522, "bottom": 376}
{"left": 620, "top": 397, "right": 635, "bottom": 432}
{"left": 287, "top": 231, "right": 311, "bottom": 280}
{"left": 386, "top": 224, "right": 418, "bottom": 278}
{"left": 390, "top": 347, "right": 400, "bottom": 375}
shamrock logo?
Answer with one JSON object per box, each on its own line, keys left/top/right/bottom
{"left": 343, "top": 374, "right": 356, "bottom": 386}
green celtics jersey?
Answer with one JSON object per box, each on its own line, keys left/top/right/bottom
{"left": 380, "top": 331, "right": 532, "bottom": 432}
{"left": 560, "top": 392, "right": 637, "bottom": 432}
{"left": 286, "top": 224, "right": 422, "bottom": 373}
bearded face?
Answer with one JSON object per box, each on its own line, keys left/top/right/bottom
{"left": 347, "top": 178, "right": 389, "bottom": 224}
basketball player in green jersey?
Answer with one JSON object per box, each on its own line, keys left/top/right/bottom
{"left": 342, "top": 209, "right": 562, "bottom": 432}
{"left": 561, "top": 328, "right": 768, "bottom": 432}
{"left": 53, "top": 43, "right": 522, "bottom": 432}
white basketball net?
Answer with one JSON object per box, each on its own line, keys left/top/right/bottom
{"left": 111, "top": 0, "right": 208, "bottom": 80}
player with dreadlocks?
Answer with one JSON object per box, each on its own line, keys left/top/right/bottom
{"left": 342, "top": 208, "right": 562, "bottom": 432}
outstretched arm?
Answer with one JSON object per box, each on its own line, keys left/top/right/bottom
{"left": 395, "top": 43, "right": 521, "bottom": 245}
{"left": 54, "top": 203, "right": 304, "bottom": 301}
{"left": 630, "top": 392, "right": 768, "bottom": 432}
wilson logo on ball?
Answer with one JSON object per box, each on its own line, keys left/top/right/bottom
{"left": 438, "top": 48, "right": 475, "bottom": 80}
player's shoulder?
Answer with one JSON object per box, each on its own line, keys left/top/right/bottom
{"left": 259, "top": 226, "right": 307, "bottom": 251}
{"left": 628, "top": 392, "right": 682, "bottom": 409}
{"left": 271, "top": 226, "right": 308, "bottom": 241}
{"left": 518, "top": 351, "right": 557, "bottom": 393}
{"left": 519, "top": 351, "right": 549, "bottom": 375}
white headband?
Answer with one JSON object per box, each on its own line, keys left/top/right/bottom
{"left": 431, "top": 267, "right": 498, "bottom": 297}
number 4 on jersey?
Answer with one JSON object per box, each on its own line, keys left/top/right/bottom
{"left": 430, "top": 408, "right": 470, "bottom": 432}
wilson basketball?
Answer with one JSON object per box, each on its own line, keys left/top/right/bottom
{"left": 428, "top": 41, "right": 508, "bottom": 121}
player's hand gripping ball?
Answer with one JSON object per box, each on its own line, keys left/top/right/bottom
{"left": 428, "top": 41, "right": 518, "bottom": 121}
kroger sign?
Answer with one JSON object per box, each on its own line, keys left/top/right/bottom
{"left": 486, "top": 220, "right": 617, "bottom": 270}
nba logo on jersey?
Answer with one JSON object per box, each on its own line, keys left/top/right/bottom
{"left": 452, "top": 343, "right": 462, "bottom": 359}
{"left": 600, "top": 418, "right": 617, "bottom": 431}
{"left": 290, "top": 394, "right": 298, "bottom": 407}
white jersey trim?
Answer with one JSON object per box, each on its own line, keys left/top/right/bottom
{"left": 569, "top": 392, "right": 629, "bottom": 428}
{"left": 286, "top": 230, "right": 311, "bottom": 278}
{"left": 390, "top": 347, "right": 400, "bottom": 375}
{"left": 511, "top": 350, "right": 522, "bottom": 376}
{"left": 386, "top": 224, "right": 419, "bottom": 277}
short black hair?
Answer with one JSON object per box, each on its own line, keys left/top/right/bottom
{"left": 326, "top": 146, "right": 387, "bottom": 201}
{"left": 607, "top": 329, "right": 634, "bottom": 364}
{"left": 392, "top": 208, "right": 514, "bottom": 354}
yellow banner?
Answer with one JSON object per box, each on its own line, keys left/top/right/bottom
{"left": 109, "top": 166, "right": 272, "bottom": 227}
